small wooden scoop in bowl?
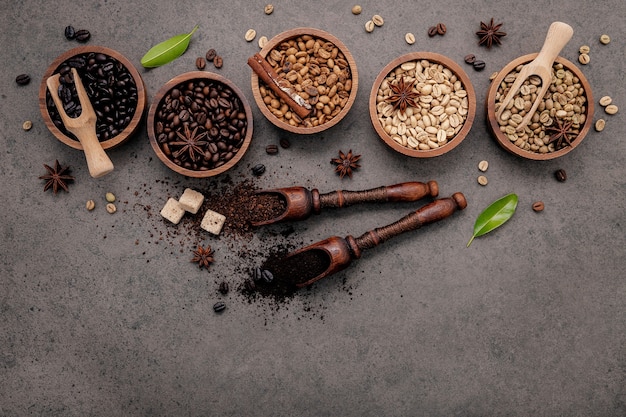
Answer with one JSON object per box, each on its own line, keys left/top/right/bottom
{"left": 494, "top": 21, "right": 573, "bottom": 132}
{"left": 262, "top": 192, "right": 466, "bottom": 288}
{"left": 251, "top": 181, "right": 439, "bottom": 226}
{"left": 46, "top": 68, "right": 114, "bottom": 178}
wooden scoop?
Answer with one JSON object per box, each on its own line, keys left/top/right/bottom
{"left": 273, "top": 192, "right": 466, "bottom": 288}
{"left": 251, "top": 181, "right": 439, "bottom": 226}
{"left": 46, "top": 68, "right": 114, "bottom": 178}
{"left": 494, "top": 21, "right": 573, "bottom": 132}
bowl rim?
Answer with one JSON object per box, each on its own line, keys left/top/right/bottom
{"left": 250, "top": 27, "right": 359, "bottom": 135}
{"left": 147, "top": 70, "right": 254, "bottom": 178}
{"left": 486, "top": 53, "right": 594, "bottom": 160}
{"left": 38, "top": 45, "right": 147, "bottom": 150}
{"left": 368, "top": 52, "right": 476, "bottom": 158}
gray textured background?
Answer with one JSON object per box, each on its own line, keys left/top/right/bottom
{"left": 1, "top": 0, "right": 625, "bottom": 416}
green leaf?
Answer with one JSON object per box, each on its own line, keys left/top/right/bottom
{"left": 467, "top": 193, "right": 518, "bottom": 247}
{"left": 140, "top": 25, "right": 199, "bottom": 68}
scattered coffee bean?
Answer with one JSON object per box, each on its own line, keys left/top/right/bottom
{"left": 253, "top": 267, "right": 263, "bottom": 282}
{"left": 555, "top": 169, "right": 567, "bottom": 182}
{"left": 464, "top": 54, "right": 476, "bottom": 64}
{"left": 213, "top": 55, "right": 223, "bottom": 68}
{"left": 478, "top": 160, "right": 489, "bottom": 172}
{"left": 195, "top": 57, "right": 206, "bottom": 70}
{"left": 22, "top": 120, "right": 33, "bottom": 131}
{"left": 264, "top": 4, "right": 274, "bottom": 14}
{"left": 599, "top": 34, "right": 611, "bottom": 45}
{"left": 427, "top": 26, "right": 438, "bottom": 37}
{"left": 605, "top": 104, "right": 618, "bottom": 115}
{"left": 15, "top": 74, "right": 30, "bottom": 86}
{"left": 365, "top": 20, "right": 375, "bottom": 33}
{"left": 205, "top": 48, "right": 217, "bottom": 62}
{"left": 372, "top": 14, "right": 384, "bottom": 26}
{"left": 261, "top": 269, "right": 274, "bottom": 283}
{"left": 595, "top": 119, "right": 606, "bottom": 132}
{"left": 86, "top": 200, "right": 95, "bottom": 211}
{"left": 74, "top": 29, "right": 91, "bottom": 42}
{"left": 279, "top": 137, "right": 291, "bottom": 149}
{"left": 477, "top": 175, "right": 488, "bottom": 186}
{"left": 579, "top": 45, "right": 590, "bottom": 54}
{"left": 213, "top": 301, "right": 226, "bottom": 313}
{"left": 532, "top": 201, "right": 545, "bottom": 212}
{"left": 252, "top": 163, "right": 266, "bottom": 176}
{"left": 405, "top": 32, "right": 416, "bottom": 45}
{"left": 258, "top": 36, "right": 268, "bottom": 49}
{"left": 245, "top": 29, "right": 257, "bottom": 42}
{"left": 489, "top": 71, "right": 499, "bottom": 81}
{"left": 472, "top": 60, "right": 486, "bottom": 71}
{"left": 436, "top": 23, "right": 447, "bottom": 35}
{"left": 218, "top": 281, "right": 229, "bottom": 295}
{"left": 351, "top": 5, "right": 362, "bottom": 15}
{"left": 105, "top": 192, "right": 116, "bottom": 203}
{"left": 64, "top": 25, "right": 76, "bottom": 40}
{"left": 106, "top": 203, "right": 117, "bottom": 214}
{"left": 599, "top": 96, "right": 612, "bottom": 107}
{"left": 265, "top": 144, "right": 279, "bottom": 155}
{"left": 578, "top": 53, "right": 590, "bottom": 65}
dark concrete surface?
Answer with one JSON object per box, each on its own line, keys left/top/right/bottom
{"left": 1, "top": 0, "right": 625, "bottom": 416}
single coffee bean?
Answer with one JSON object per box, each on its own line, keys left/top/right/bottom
{"left": 472, "top": 60, "right": 486, "bottom": 71}
{"left": 578, "top": 53, "right": 590, "bottom": 65}
{"left": 595, "top": 119, "right": 606, "bottom": 132}
{"left": 599, "top": 34, "right": 611, "bottom": 45}
{"left": 599, "top": 96, "right": 612, "bottom": 107}
{"left": 218, "top": 281, "right": 229, "bottom": 295}
{"left": 195, "top": 57, "right": 206, "bottom": 70}
{"left": 253, "top": 267, "right": 263, "bottom": 282}
{"left": 372, "top": 14, "right": 384, "bottom": 27}
{"left": 351, "top": 5, "right": 362, "bottom": 15}
{"left": 405, "top": 32, "right": 416, "bottom": 45}
{"left": 265, "top": 144, "right": 279, "bottom": 155}
{"left": 252, "top": 163, "right": 266, "bottom": 176}
{"left": 477, "top": 175, "right": 488, "bottom": 186}
{"left": 213, "top": 55, "right": 223, "bottom": 68}
{"left": 579, "top": 45, "right": 590, "bottom": 54}
{"left": 364, "top": 20, "right": 375, "bottom": 33}
{"left": 258, "top": 36, "right": 268, "bottom": 49}
{"left": 205, "top": 49, "right": 217, "bottom": 62}
{"left": 264, "top": 4, "right": 274, "bottom": 14}
{"left": 555, "top": 169, "right": 567, "bottom": 182}
{"left": 22, "top": 120, "right": 33, "bottom": 131}
{"left": 532, "top": 201, "right": 545, "bottom": 212}
{"left": 64, "top": 25, "right": 76, "bottom": 40}
{"left": 244, "top": 29, "right": 257, "bottom": 42}
{"left": 261, "top": 269, "right": 274, "bottom": 283}
{"left": 279, "top": 137, "right": 291, "bottom": 149}
{"left": 464, "top": 54, "right": 476, "bottom": 64}
{"left": 478, "top": 160, "right": 489, "bottom": 172}
{"left": 436, "top": 23, "right": 446, "bottom": 35}
{"left": 427, "top": 26, "right": 438, "bottom": 37}
{"left": 15, "top": 74, "right": 31, "bottom": 85}
{"left": 213, "top": 301, "right": 226, "bottom": 313}
{"left": 605, "top": 104, "right": 618, "bottom": 115}
{"left": 74, "top": 29, "right": 91, "bottom": 42}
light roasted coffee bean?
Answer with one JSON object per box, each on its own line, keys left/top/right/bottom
{"left": 599, "top": 34, "right": 611, "bottom": 45}
{"left": 594, "top": 119, "right": 606, "bottom": 132}
{"left": 372, "top": 14, "right": 384, "bottom": 26}
{"left": 599, "top": 96, "right": 612, "bottom": 106}
{"left": 245, "top": 29, "right": 256, "bottom": 42}
{"left": 264, "top": 4, "right": 274, "bottom": 14}
{"left": 578, "top": 53, "right": 590, "bottom": 64}
{"left": 605, "top": 104, "right": 618, "bottom": 115}
{"left": 478, "top": 160, "right": 489, "bottom": 172}
{"left": 365, "top": 20, "right": 375, "bottom": 32}
{"left": 532, "top": 201, "right": 545, "bottom": 212}
{"left": 405, "top": 33, "right": 416, "bottom": 44}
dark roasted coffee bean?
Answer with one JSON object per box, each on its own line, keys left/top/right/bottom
{"left": 213, "top": 55, "right": 223, "bottom": 69}
{"left": 436, "top": 23, "right": 446, "bottom": 35}
{"left": 205, "top": 48, "right": 217, "bottom": 62}
{"left": 74, "top": 29, "right": 91, "bottom": 42}
{"left": 472, "top": 60, "right": 486, "bottom": 71}
{"left": 427, "top": 26, "right": 438, "bottom": 37}
{"left": 252, "top": 163, "right": 266, "bottom": 176}
{"left": 213, "top": 301, "right": 226, "bottom": 313}
{"left": 195, "top": 57, "right": 206, "bottom": 70}
{"left": 279, "top": 138, "right": 291, "bottom": 149}
{"left": 245, "top": 279, "right": 256, "bottom": 292}
{"left": 253, "top": 267, "right": 263, "bottom": 282}
{"left": 554, "top": 169, "right": 567, "bottom": 182}
{"left": 464, "top": 54, "right": 476, "bottom": 64}
{"left": 265, "top": 144, "right": 279, "bottom": 155}
{"left": 15, "top": 74, "right": 30, "bottom": 85}
{"left": 261, "top": 269, "right": 274, "bottom": 283}
{"left": 218, "top": 281, "right": 229, "bottom": 295}
{"left": 64, "top": 25, "right": 76, "bottom": 40}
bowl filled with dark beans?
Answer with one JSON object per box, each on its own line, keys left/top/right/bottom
{"left": 39, "top": 46, "right": 147, "bottom": 150}
{"left": 147, "top": 71, "right": 253, "bottom": 178}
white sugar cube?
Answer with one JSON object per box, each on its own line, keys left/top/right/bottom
{"left": 201, "top": 209, "right": 226, "bottom": 235}
{"left": 160, "top": 198, "right": 185, "bottom": 224}
{"left": 178, "top": 188, "right": 205, "bottom": 214}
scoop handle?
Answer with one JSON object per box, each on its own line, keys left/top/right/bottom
{"left": 317, "top": 181, "right": 438, "bottom": 210}
{"left": 534, "top": 21, "right": 573, "bottom": 68}
{"left": 348, "top": 192, "right": 467, "bottom": 256}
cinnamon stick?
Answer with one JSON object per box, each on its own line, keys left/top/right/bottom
{"left": 247, "top": 53, "right": 311, "bottom": 120}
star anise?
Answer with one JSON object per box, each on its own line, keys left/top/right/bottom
{"left": 331, "top": 149, "right": 361, "bottom": 179}
{"left": 386, "top": 77, "right": 420, "bottom": 115}
{"left": 476, "top": 18, "right": 507, "bottom": 48}
{"left": 170, "top": 124, "right": 208, "bottom": 162}
{"left": 546, "top": 119, "right": 577, "bottom": 149}
{"left": 39, "top": 160, "right": 74, "bottom": 194}
{"left": 191, "top": 245, "right": 215, "bottom": 270}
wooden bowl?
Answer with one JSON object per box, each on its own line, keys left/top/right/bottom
{"left": 147, "top": 71, "right": 253, "bottom": 178}
{"left": 486, "top": 54, "right": 594, "bottom": 160}
{"left": 369, "top": 52, "right": 476, "bottom": 158}
{"left": 250, "top": 27, "right": 358, "bottom": 135}
{"left": 39, "top": 46, "right": 146, "bottom": 150}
